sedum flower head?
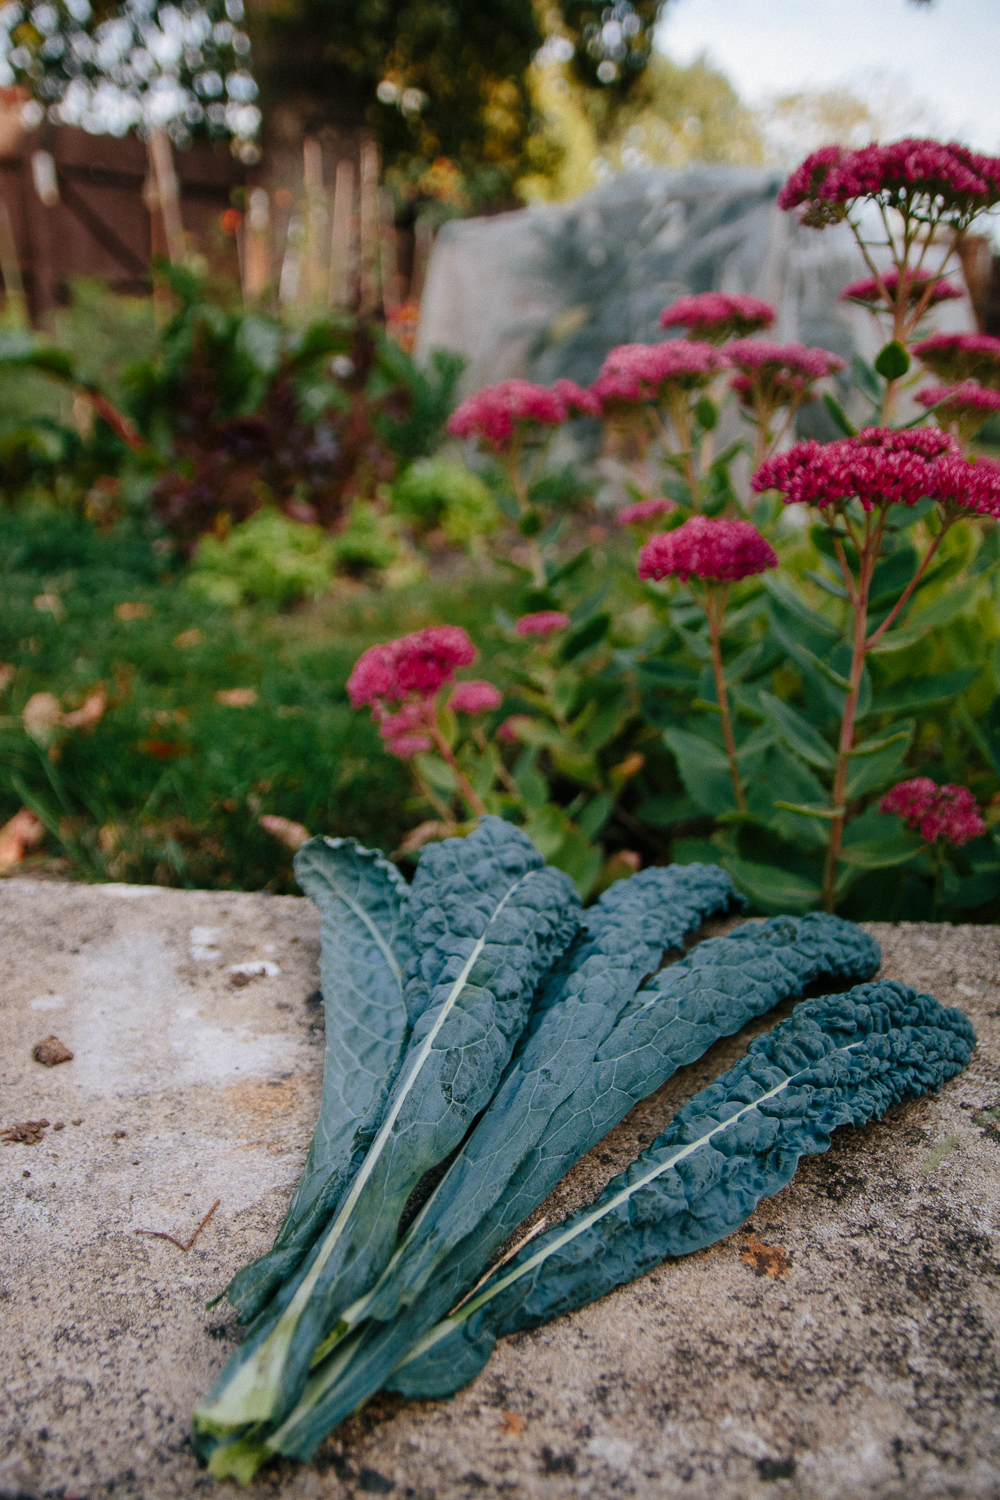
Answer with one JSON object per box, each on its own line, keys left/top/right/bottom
{"left": 616, "top": 497, "right": 677, "bottom": 526}
{"left": 838, "top": 268, "right": 963, "bottom": 309}
{"left": 727, "top": 339, "right": 845, "bottom": 409}
{"left": 449, "top": 679, "right": 503, "bottom": 714}
{"left": 515, "top": 610, "right": 570, "bottom": 638}
{"left": 447, "top": 380, "right": 569, "bottom": 451}
{"left": 779, "top": 138, "right": 1000, "bottom": 229}
{"left": 912, "top": 332, "right": 1000, "bottom": 390}
{"left": 880, "top": 778, "right": 985, "bottom": 846}
{"left": 659, "top": 292, "right": 776, "bottom": 344}
{"left": 550, "top": 378, "right": 603, "bottom": 418}
{"left": 916, "top": 381, "right": 1000, "bottom": 440}
{"left": 348, "top": 625, "right": 477, "bottom": 708}
{"left": 753, "top": 427, "right": 1000, "bottom": 517}
{"left": 591, "top": 340, "right": 729, "bottom": 407}
{"left": 638, "top": 516, "right": 778, "bottom": 584}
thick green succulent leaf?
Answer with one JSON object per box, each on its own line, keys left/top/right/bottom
{"left": 194, "top": 818, "right": 580, "bottom": 1457}
{"left": 222, "top": 837, "right": 412, "bottom": 1324}
{"left": 393, "top": 981, "right": 975, "bottom": 1399}
{"left": 757, "top": 690, "right": 835, "bottom": 771}
{"left": 263, "top": 914, "right": 882, "bottom": 1457}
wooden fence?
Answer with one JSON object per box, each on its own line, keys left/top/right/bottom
{"left": 0, "top": 121, "right": 244, "bottom": 322}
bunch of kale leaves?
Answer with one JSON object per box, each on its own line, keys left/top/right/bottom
{"left": 192, "top": 818, "right": 974, "bottom": 1480}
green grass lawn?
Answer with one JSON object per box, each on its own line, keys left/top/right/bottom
{"left": 0, "top": 505, "right": 515, "bottom": 890}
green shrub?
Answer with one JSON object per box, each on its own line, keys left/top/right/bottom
{"left": 186, "top": 508, "right": 338, "bottom": 609}
{"left": 390, "top": 456, "right": 497, "bottom": 544}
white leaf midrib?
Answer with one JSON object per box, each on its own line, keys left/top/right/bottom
{"left": 195, "top": 867, "right": 538, "bottom": 1428}
{"left": 399, "top": 1037, "right": 864, "bottom": 1367}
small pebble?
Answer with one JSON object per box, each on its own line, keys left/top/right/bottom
{"left": 22, "top": 1170, "right": 30, "bottom": 1179}
{"left": 71, "top": 1119, "right": 82, "bottom": 1126}
{"left": 53, "top": 1122, "right": 65, "bottom": 1131}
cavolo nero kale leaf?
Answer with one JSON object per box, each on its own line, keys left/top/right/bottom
{"left": 194, "top": 817, "right": 581, "bottom": 1463}
{"left": 257, "top": 912, "right": 882, "bottom": 1463}
{"left": 389, "top": 980, "right": 976, "bottom": 1402}
{"left": 223, "top": 837, "right": 413, "bottom": 1325}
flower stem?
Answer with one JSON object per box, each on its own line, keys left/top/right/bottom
{"left": 703, "top": 583, "right": 746, "bottom": 813}
{"left": 428, "top": 720, "right": 488, "bottom": 819}
{"left": 821, "top": 510, "right": 878, "bottom": 911}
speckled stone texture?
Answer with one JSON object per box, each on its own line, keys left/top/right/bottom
{"left": 0, "top": 880, "right": 998, "bottom": 1500}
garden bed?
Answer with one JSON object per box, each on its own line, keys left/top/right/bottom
{"left": 1, "top": 877, "right": 997, "bottom": 1500}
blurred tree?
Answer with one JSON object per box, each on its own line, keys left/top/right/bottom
{"left": 248, "top": 0, "right": 551, "bottom": 210}
{"left": 760, "top": 75, "right": 940, "bottom": 165}
{"left": 521, "top": 48, "right": 764, "bottom": 201}
{"left": 0, "top": 0, "right": 260, "bottom": 156}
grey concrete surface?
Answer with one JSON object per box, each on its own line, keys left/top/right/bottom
{"left": 1, "top": 879, "right": 998, "bottom": 1500}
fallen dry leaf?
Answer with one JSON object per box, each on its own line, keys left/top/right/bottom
{"left": 62, "top": 686, "right": 107, "bottom": 730}
{"left": 394, "top": 819, "right": 455, "bottom": 857}
{"left": 0, "top": 808, "right": 44, "bottom": 870}
{"left": 173, "top": 628, "right": 203, "bottom": 648}
{"left": 32, "top": 1035, "right": 74, "bottom": 1067}
{"left": 260, "top": 814, "right": 310, "bottom": 850}
{"left": 741, "top": 1234, "right": 791, "bottom": 1279}
{"left": 2, "top": 1119, "right": 50, "bottom": 1145}
{"left": 22, "top": 691, "right": 62, "bottom": 744}
{"left": 215, "top": 688, "right": 258, "bottom": 707}
{"left": 499, "top": 1412, "right": 524, "bottom": 1436}
{"left": 115, "top": 602, "right": 151, "bottom": 621}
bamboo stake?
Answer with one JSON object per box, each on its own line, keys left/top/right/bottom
{"left": 378, "top": 186, "right": 400, "bottom": 318}
{"left": 148, "top": 129, "right": 185, "bottom": 266}
{"left": 328, "top": 157, "right": 356, "bottom": 310}
{"left": 244, "top": 187, "right": 271, "bottom": 302}
{"left": 0, "top": 197, "right": 28, "bottom": 325}
{"left": 358, "top": 137, "right": 380, "bottom": 317}
{"left": 302, "top": 136, "right": 328, "bottom": 309}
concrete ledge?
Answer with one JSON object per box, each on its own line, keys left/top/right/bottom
{"left": 1, "top": 880, "right": 998, "bottom": 1500}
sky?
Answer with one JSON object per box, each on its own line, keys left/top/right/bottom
{"left": 656, "top": 0, "right": 1000, "bottom": 152}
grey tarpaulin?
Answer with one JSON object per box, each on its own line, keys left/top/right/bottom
{"left": 415, "top": 165, "right": 974, "bottom": 401}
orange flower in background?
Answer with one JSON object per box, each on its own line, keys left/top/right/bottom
{"left": 220, "top": 208, "right": 243, "bottom": 236}
{"left": 386, "top": 300, "right": 421, "bottom": 353}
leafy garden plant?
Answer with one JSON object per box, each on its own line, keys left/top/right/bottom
{"left": 345, "top": 134, "right": 1000, "bottom": 921}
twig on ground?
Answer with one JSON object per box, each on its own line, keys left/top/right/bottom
{"left": 135, "top": 1198, "right": 221, "bottom": 1252}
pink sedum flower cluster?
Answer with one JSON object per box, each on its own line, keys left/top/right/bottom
{"left": 348, "top": 626, "right": 485, "bottom": 759}
{"left": 917, "top": 382, "right": 1000, "bottom": 417}
{"left": 550, "top": 378, "right": 603, "bottom": 418}
{"left": 778, "top": 138, "right": 1000, "bottom": 227}
{"left": 880, "top": 778, "right": 985, "bottom": 846}
{"left": 727, "top": 339, "right": 845, "bottom": 408}
{"left": 912, "top": 332, "right": 1000, "bottom": 389}
{"left": 838, "top": 268, "right": 963, "bottom": 308}
{"left": 348, "top": 625, "right": 477, "bottom": 707}
{"left": 659, "top": 292, "right": 775, "bottom": 344}
{"left": 449, "top": 679, "right": 503, "bottom": 714}
{"left": 447, "top": 380, "right": 569, "bottom": 451}
{"left": 752, "top": 427, "right": 1000, "bottom": 518}
{"left": 591, "top": 340, "right": 729, "bottom": 407}
{"left": 616, "top": 497, "right": 676, "bottom": 526}
{"left": 515, "top": 610, "right": 570, "bottom": 638}
{"left": 638, "top": 516, "right": 778, "bottom": 584}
